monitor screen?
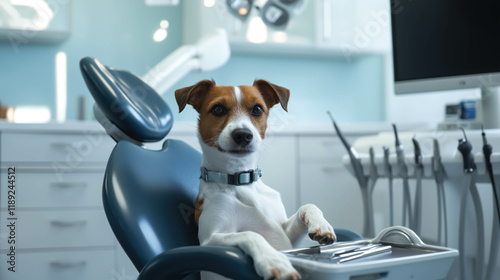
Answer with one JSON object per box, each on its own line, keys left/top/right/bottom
{"left": 391, "top": 0, "right": 500, "bottom": 93}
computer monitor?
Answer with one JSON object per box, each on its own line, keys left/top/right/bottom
{"left": 390, "top": 0, "right": 500, "bottom": 128}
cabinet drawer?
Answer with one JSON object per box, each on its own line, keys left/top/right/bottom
{"left": 0, "top": 249, "right": 114, "bottom": 280}
{"left": 0, "top": 209, "right": 114, "bottom": 249}
{"left": 1, "top": 132, "right": 114, "bottom": 163}
{"left": 299, "top": 136, "right": 355, "bottom": 163}
{"left": 0, "top": 172, "right": 104, "bottom": 209}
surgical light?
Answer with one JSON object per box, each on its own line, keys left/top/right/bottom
{"left": 225, "top": 0, "right": 307, "bottom": 29}
{"left": 226, "top": 0, "right": 253, "bottom": 20}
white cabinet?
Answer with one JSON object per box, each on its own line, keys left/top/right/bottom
{"left": 183, "top": 0, "right": 391, "bottom": 57}
{"left": 298, "top": 136, "right": 365, "bottom": 234}
{"left": 318, "top": 0, "right": 391, "bottom": 56}
{"left": 0, "top": 123, "right": 115, "bottom": 280}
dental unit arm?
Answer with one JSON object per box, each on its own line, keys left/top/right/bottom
{"left": 142, "top": 28, "right": 230, "bottom": 96}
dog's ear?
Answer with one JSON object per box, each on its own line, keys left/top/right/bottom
{"left": 253, "top": 80, "right": 290, "bottom": 112}
{"left": 175, "top": 80, "right": 216, "bottom": 113}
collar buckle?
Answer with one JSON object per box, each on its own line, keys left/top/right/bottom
{"left": 201, "top": 167, "right": 262, "bottom": 186}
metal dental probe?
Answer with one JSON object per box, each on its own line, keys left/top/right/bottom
{"left": 432, "top": 139, "right": 448, "bottom": 246}
{"left": 412, "top": 136, "right": 423, "bottom": 236}
{"left": 392, "top": 124, "right": 412, "bottom": 228}
{"left": 457, "top": 128, "right": 485, "bottom": 280}
{"left": 383, "top": 146, "right": 394, "bottom": 226}
{"left": 481, "top": 127, "right": 500, "bottom": 280}
{"left": 327, "top": 112, "right": 372, "bottom": 237}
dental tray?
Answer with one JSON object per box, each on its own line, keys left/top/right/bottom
{"left": 283, "top": 226, "right": 458, "bottom": 280}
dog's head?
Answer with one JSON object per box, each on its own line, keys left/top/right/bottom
{"left": 175, "top": 80, "right": 289, "bottom": 156}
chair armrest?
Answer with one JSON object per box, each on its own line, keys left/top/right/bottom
{"left": 137, "top": 246, "right": 262, "bottom": 280}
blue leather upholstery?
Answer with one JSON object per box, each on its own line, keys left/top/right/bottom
{"left": 80, "top": 57, "right": 362, "bottom": 280}
{"left": 80, "top": 57, "right": 173, "bottom": 142}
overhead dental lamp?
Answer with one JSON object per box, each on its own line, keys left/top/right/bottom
{"left": 226, "top": 0, "right": 308, "bottom": 29}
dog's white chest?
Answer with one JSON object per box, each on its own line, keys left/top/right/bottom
{"left": 199, "top": 181, "right": 293, "bottom": 250}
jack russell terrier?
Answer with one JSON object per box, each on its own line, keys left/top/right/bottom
{"left": 175, "top": 80, "right": 336, "bottom": 280}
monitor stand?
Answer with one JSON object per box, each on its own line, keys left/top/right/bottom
{"left": 481, "top": 86, "right": 500, "bottom": 129}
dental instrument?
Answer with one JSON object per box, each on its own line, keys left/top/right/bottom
{"left": 482, "top": 126, "right": 500, "bottom": 224}
{"left": 457, "top": 128, "right": 485, "bottom": 280}
{"left": 432, "top": 139, "right": 448, "bottom": 246}
{"left": 383, "top": 146, "right": 394, "bottom": 226}
{"left": 412, "top": 136, "right": 423, "bottom": 236}
{"left": 481, "top": 127, "right": 500, "bottom": 280}
{"left": 366, "top": 147, "right": 378, "bottom": 237}
{"left": 392, "top": 124, "right": 413, "bottom": 229}
{"left": 327, "top": 112, "right": 373, "bottom": 237}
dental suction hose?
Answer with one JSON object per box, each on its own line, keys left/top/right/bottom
{"left": 457, "top": 128, "right": 485, "bottom": 280}
{"left": 481, "top": 128, "right": 500, "bottom": 280}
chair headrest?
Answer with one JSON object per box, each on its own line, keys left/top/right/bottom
{"left": 80, "top": 57, "right": 173, "bottom": 142}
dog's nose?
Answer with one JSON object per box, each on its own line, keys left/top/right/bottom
{"left": 231, "top": 128, "right": 253, "bottom": 146}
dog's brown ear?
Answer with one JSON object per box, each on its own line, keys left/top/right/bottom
{"left": 253, "top": 80, "right": 290, "bottom": 112}
{"left": 175, "top": 80, "right": 216, "bottom": 113}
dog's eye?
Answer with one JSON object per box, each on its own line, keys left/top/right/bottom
{"left": 211, "top": 104, "right": 227, "bottom": 116}
{"left": 251, "top": 105, "right": 264, "bottom": 116}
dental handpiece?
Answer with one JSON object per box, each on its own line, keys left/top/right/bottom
{"left": 412, "top": 136, "right": 423, "bottom": 236}
{"left": 392, "top": 124, "right": 412, "bottom": 228}
{"left": 433, "top": 139, "right": 448, "bottom": 246}
{"left": 457, "top": 128, "right": 484, "bottom": 280}
{"left": 383, "top": 146, "right": 394, "bottom": 227}
{"left": 327, "top": 112, "right": 367, "bottom": 188}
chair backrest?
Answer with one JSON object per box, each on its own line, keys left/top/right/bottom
{"left": 79, "top": 57, "right": 202, "bottom": 271}
{"left": 80, "top": 57, "right": 172, "bottom": 142}
{"left": 104, "top": 139, "right": 201, "bottom": 271}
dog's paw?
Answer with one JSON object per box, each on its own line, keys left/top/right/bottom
{"left": 254, "top": 252, "right": 301, "bottom": 280}
{"left": 300, "top": 204, "right": 336, "bottom": 245}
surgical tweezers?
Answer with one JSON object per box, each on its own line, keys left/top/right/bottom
{"left": 334, "top": 244, "right": 392, "bottom": 263}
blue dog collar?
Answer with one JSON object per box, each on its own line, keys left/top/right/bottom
{"left": 201, "top": 167, "right": 262, "bottom": 185}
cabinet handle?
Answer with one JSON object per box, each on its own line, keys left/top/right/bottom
{"left": 322, "top": 166, "right": 337, "bottom": 173}
{"left": 50, "top": 142, "right": 81, "bottom": 150}
{"left": 323, "top": 0, "right": 332, "bottom": 40}
{"left": 50, "top": 219, "right": 88, "bottom": 227}
{"left": 51, "top": 182, "right": 87, "bottom": 188}
{"left": 50, "top": 260, "right": 87, "bottom": 268}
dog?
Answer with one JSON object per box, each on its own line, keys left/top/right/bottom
{"left": 175, "top": 80, "right": 336, "bottom": 280}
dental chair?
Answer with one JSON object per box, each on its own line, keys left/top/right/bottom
{"left": 79, "top": 57, "right": 362, "bottom": 280}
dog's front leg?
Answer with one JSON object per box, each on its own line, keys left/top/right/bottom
{"left": 203, "top": 232, "right": 301, "bottom": 280}
{"left": 283, "top": 204, "right": 336, "bottom": 246}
